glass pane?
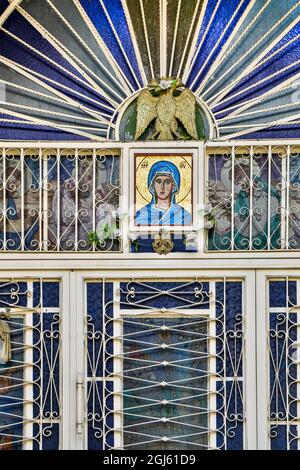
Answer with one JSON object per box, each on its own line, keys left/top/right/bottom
{"left": 123, "top": 317, "right": 208, "bottom": 450}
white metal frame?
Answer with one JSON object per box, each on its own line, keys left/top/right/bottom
{"left": 257, "top": 269, "right": 300, "bottom": 450}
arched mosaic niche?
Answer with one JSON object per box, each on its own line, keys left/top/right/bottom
{"left": 0, "top": 0, "right": 300, "bottom": 141}
{"left": 115, "top": 93, "right": 212, "bottom": 141}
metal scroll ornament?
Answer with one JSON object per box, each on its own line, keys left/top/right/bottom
{"left": 134, "top": 78, "right": 198, "bottom": 141}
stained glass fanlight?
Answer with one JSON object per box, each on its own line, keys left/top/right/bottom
{"left": 0, "top": 0, "right": 300, "bottom": 141}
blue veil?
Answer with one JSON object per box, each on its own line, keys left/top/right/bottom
{"left": 148, "top": 161, "right": 180, "bottom": 204}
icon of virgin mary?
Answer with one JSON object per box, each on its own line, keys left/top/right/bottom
{"left": 135, "top": 160, "right": 192, "bottom": 226}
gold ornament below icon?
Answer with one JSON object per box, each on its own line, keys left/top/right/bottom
{"left": 152, "top": 230, "right": 174, "bottom": 255}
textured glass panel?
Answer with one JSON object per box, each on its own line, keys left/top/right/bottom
{"left": 85, "top": 282, "right": 114, "bottom": 450}
{"left": 21, "top": 0, "right": 123, "bottom": 98}
{"left": 0, "top": 149, "right": 121, "bottom": 252}
{"left": 289, "top": 150, "right": 300, "bottom": 248}
{"left": 0, "top": 13, "right": 113, "bottom": 114}
{"left": 123, "top": 317, "right": 208, "bottom": 450}
{"left": 47, "top": 151, "right": 120, "bottom": 252}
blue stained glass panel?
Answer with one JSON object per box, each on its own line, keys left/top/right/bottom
{"left": 0, "top": 321, "right": 24, "bottom": 450}
{"left": 87, "top": 380, "right": 114, "bottom": 450}
{"left": 86, "top": 279, "right": 245, "bottom": 450}
{"left": 79, "top": 0, "right": 141, "bottom": 90}
{"left": 0, "top": 7, "right": 114, "bottom": 112}
{"left": 0, "top": 0, "right": 7, "bottom": 16}
{"left": 102, "top": 0, "right": 142, "bottom": 85}
{"left": 187, "top": 0, "right": 250, "bottom": 90}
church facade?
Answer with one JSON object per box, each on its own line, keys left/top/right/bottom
{"left": 0, "top": 0, "right": 300, "bottom": 451}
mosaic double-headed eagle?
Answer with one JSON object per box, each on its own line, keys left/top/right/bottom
{"left": 134, "top": 78, "right": 198, "bottom": 141}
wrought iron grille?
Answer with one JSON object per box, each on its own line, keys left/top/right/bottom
{"left": 268, "top": 278, "right": 300, "bottom": 450}
{"left": 206, "top": 144, "right": 300, "bottom": 251}
{"left": 0, "top": 147, "right": 121, "bottom": 252}
{"left": 0, "top": 279, "right": 61, "bottom": 450}
{"left": 85, "top": 278, "right": 245, "bottom": 450}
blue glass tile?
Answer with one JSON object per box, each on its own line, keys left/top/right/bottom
{"left": 80, "top": 0, "right": 141, "bottom": 90}
{"left": 86, "top": 282, "right": 103, "bottom": 377}
{"left": 130, "top": 234, "right": 197, "bottom": 254}
{"left": 32, "top": 423, "right": 60, "bottom": 450}
{"left": 102, "top": 0, "right": 142, "bottom": 85}
{"left": 0, "top": 121, "right": 88, "bottom": 141}
{"left": 105, "top": 381, "right": 114, "bottom": 449}
{"left": 2, "top": 9, "right": 113, "bottom": 111}
{"left": 216, "top": 378, "right": 244, "bottom": 449}
{"left": 270, "top": 424, "right": 299, "bottom": 450}
{"left": 264, "top": 20, "right": 300, "bottom": 59}
{"left": 187, "top": 0, "right": 251, "bottom": 90}
{"left": 269, "top": 280, "right": 296, "bottom": 308}
{"left": 87, "top": 380, "right": 105, "bottom": 450}
{"left": 235, "top": 124, "right": 300, "bottom": 140}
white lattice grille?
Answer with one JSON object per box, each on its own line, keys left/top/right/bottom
{"left": 0, "top": 147, "right": 120, "bottom": 252}
{"left": 0, "top": 279, "right": 61, "bottom": 450}
{"left": 206, "top": 144, "right": 300, "bottom": 251}
{"left": 84, "top": 278, "right": 246, "bottom": 450}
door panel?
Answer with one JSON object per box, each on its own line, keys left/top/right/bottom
{"left": 80, "top": 275, "right": 256, "bottom": 450}
{"left": 0, "top": 278, "right": 63, "bottom": 450}
{"left": 257, "top": 275, "right": 300, "bottom": 450}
